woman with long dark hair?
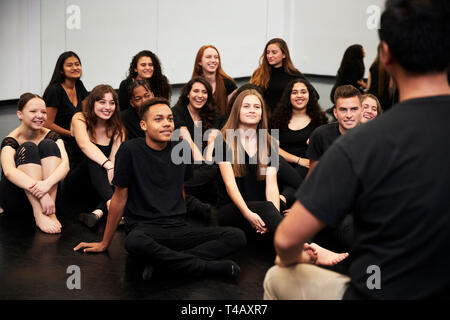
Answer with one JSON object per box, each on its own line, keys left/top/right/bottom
{"left": 330, "top": 44, "right": 367, "bottom": 104}
{"left": 271, "top": 78, "right": 328, "bottom": 178}
{"left": 118, "top": 50, "right": 171, "bottom": 111}
{"left": 172, "top": 77, "right": 220, "bottom": 218}
{"left": 65, "top": 85, "right": 126, "bottom": 228}
{"left": 43, "top": 51, "right": 89, "bottom": 140}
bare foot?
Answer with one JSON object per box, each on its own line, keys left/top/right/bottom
{"left": 309, "top": 243, "right": 349, "bottom": 266}
{"left": 34, "top": 212, "right": 61, "bottom": 234}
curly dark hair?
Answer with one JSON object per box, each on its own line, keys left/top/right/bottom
{"left": 174, "top": 76, "right": 218, "bottom": 132}
{"left": 125, "top": 50, "right": 171, "bottom": 100}
{"left": 271, "top": 78, "right": 328, "bottom": 129}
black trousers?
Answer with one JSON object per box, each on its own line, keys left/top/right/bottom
{"left": 277, "top": 157, "right": 303, "bottom": 207}
{"left": 124, "top": 222, "right": 246, "bottom": 277}
{"left": 184, "top": 163, "right": 218, "bottom": 204}
{"left": 63, "top": 156, "right": 113, "bottom": 213}
{"left": 218, "top": 201, "right": 285, "bottom": 234}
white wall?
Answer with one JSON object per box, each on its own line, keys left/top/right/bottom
{"left": 290, "top": 0, "right": 385, "bottom": 78}
{"left": 0, "top": 0, "right": 383, "bottom": 101}
{"left": 0, "top": 0, "right": 41, "bottom": 100}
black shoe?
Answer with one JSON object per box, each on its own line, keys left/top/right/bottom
{"left": 229, "top": 262, "right": 240, "bottom": 281}
{"left": 142, "top": 263, "right": 154, "bottom": 281}
{"left": 79, "top": 212, "right": 100, "bottom": 228}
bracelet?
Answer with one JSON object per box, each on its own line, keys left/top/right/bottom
{"left": 107, "top": 167, "right": 114, "bottom": 171}
{"left": 101, "top": 159, "right": 110, "bottom": 168}
{"left": 296, "top": 157, "right": 301, "bottom": 165}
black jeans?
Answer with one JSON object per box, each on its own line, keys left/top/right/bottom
{"left": 63, "top": 157, "right": 113, "bottom": 213}
{"left": 124, "top": 222, "right": 246, "bottom": 277}
{"left": 218, "top": 201, "right": 285, "bottom": 234}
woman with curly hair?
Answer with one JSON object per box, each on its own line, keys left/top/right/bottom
{"left": 271, "top": 78, "right": 328, "bottom": 178}
{"left": 118, "top": 50, "right": 171, "bottom": 111}
{"left": 192, "top": 45, "right": 237, "bottom": 116}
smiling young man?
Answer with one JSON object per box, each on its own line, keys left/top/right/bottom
{"left": 264, "top": 0, "right": 450, "bottom": 300}
{"left": 74, "top": 98, "right": 246, "bottom": 281}
{"left": 306, "top": 85, "right": 362, "bottom": 174}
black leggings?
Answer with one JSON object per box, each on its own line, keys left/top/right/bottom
{"left": 0, "top": 139, "right": 61, "bottom": 214}
{"left": 217, "top": 201, "right": 285, "bottom": 234}
{"left": 63, "top": 156, "right": 113, "bottom": 213}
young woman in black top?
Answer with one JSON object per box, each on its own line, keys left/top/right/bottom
{"left": 121, "top": 80, "right": 154, "bottom": 140}
{"left": 118, "top": 50, "right": 171, "bottom": 111}
{"left": 67, "top": 85, "right": 126, "bottom": 228}
{"left": 271, "top": 78, "right": 328, "bottom": 178}
{"left": 0, "top": 93, "right": 69, "bottom": 234}
{"left": 215, "top": 88, "right": 284, "bottom": 235}
{"left": 172, "top": 77, "right": 220, "bottom": 215}
{"left": 191, "top": 45, "right": 237, "bottom": 116}
{"left": 250, "top": 38, "right": 308, "bottom": 115}
{"left": 330, "top": 44, "right": 367, "bottom": 104}
{"left": 43, "top": 51, "right": 89, "bottom": 140}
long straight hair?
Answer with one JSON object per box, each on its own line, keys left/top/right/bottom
{"left": 250, "top": 38, "right": 302, "bottom": 90}
{"left": 43, "top": 51, "right": 82, "bottom": 97}
{"left": 221, "top": 89, "right": 271, "bottom": 180}
{"left": 83, "top": 84, "right": 125, "bottom": 142}
{"left": 192, "top": 45, "right": 234, "bottom": 115}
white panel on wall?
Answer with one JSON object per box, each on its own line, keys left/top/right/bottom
{"left": 290, "top": 0, "right": 384, "bottom": 77}
{"left": 41, "top": 0, "right": 67, "bottom": 94}
{"left": 44, "top": 0, "right": 158, "bottom": 92}
{"left": 157, "top": 0, "right": 269, "bottom": 84}
{"left": 0, "top": 0, "right": 41, "bottom": 100}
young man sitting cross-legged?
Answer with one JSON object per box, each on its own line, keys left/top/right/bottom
{"left": 74, "top": 97, "right": 246, "bottom": 281}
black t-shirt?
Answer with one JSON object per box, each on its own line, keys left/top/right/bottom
{"left": 118, "top": 78, "right": 133, "bottom": 112}
{"left": 121, "top": 108, "right": 144, "bottom": 140}
{"left": 264, "top": 67, "right": 305, "bottom": 113}
{"left": 223, "top": 77, "right": 237, "bottom": 96}
{"left": 172, "top": 104, "right": 220, "bottom": 150}
{"left": 296, "top": 95, "right": 450, "bottom": 299}
{"left": 306, "top": 122, "right": 341, "bottom": 161}
{"left": 112, "top": 138, "right": 193, "bottom": 228}
{"left": 279, "top": 121, "right": 315, "bottom": 159}
{"left": 43, "top": 81, "right": 89, "bottom": 131}
{"left": 214, "top": 134, "right": 276, "bottom": 207}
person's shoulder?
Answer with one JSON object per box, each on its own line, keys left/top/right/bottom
{"left": 44, "top": 83, "right": 63, "bottom": 96}
{"left": 312, "top": 122, "right": 338, "bottom": 135}
{"left": 123, "top": 137, "right": 145, "bottom": 148}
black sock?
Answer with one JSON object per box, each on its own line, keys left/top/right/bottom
{"left": 205, "top": 260, "right": 240, "bottom": 280}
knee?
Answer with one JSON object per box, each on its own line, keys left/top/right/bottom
{"left": 38, "top": 139, "right": 61, "bottom": 159}
{"left": 223, "top": 227, "right": 247, "bottom": 249}
{"left": 15, "top": 142, "right": 40, "bottom": 166}
{"left": 124, "top": 230, "right": 153, "bottom": 255}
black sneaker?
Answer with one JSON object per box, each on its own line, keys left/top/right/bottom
{"left": 142, "top": 263, "right": 154, "bottom": 281}
{"left": 79, "top": 212, "right": 100, "bottom": 228}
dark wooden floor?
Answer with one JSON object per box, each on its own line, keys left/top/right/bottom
{"left": 0, "top": 198, "right": 276, "bottom": 300}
